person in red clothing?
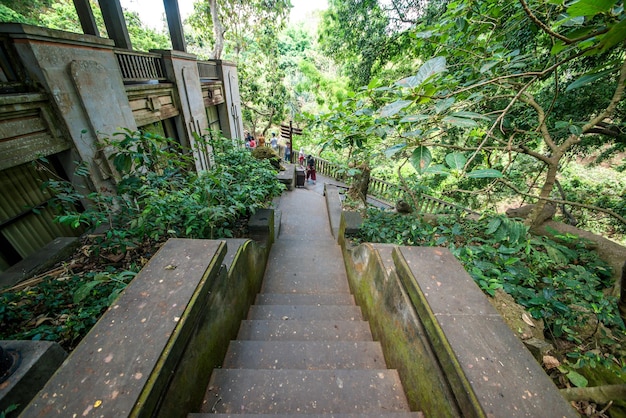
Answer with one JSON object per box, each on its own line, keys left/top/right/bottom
{"left": 305, "top": 155, "right": 316, "bottom": 184}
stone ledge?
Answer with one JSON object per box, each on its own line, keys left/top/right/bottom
{"left": 393, "top": 246, "right": 578, "bottom": 418}
{"left": 0, "top": 341, "right": 67, "bottom": 417}
{"left": 21, "top": 239, "right": 227, "bottom": 418}
{"left": 0, "top": 237, "right": 79, "bottom": 289}
{"left": 277, "top": 163, "right": 295, "bottom": 190}
{"left": 248, "top": 208, "right": 275, "bottom": 245}
{"left": 324, "top": 184, "right": 342, "bottom": 241}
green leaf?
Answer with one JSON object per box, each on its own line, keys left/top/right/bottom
{"left": 423, "top": 164, "right": 450, "bottom": 175}
{"left": 442, "top": 116, "right": 479, "bottom": 128}
{"left": 403, "top": 129, "right": 422, "bottom": 138}
{"left": 435, "top": 97, "right": 455, "bottom": 114}
{"left": 597, "top": 19, "right": 626, "bottom": 53}
{"left": 73, "top": 280, "right": 101, "bottom": 304}
{"left": 384, "top": 143, "right": 406, "bottom": 158}
{"left": 399, "top": 114, "right": 430, "bottom": 123}
{"left": 567, "top": 0, "right": 617, "bottom": 16}
{"left": 411, "top": 146, "right": 432, "bottom": 174}
{"left": 466, "top": 169, "right": 503, "bottom": 178}
{"left": 413, "top": 30, "right": 435, "bottom": 39}
{"left": 378, "top": 100, "right": 412, "bottom": 117}
{"left": 546, "top": 245, "right": 568, "bottom": 265}
{"left": 569, "top": 124, "right": 582, "bottom": 135}
{"left": 565, "top": 67, "right": 616, "bottom": 92}
{"left": 485, "top": 217, "right": 502, "bottom": 235}
{"left": 449, "top": 111, "right": 491, "bottom": 121}
{"left": 445, "top": 152, "right": 467, "bottom": 170}
{"left": 480, "top": 61, "right": 499, "bottom": 73}
{"left": 566, "top": 370, "right": 589, "bottom": 388}
{"left": 397, "top": 56, "right": 447, "bottom": 88}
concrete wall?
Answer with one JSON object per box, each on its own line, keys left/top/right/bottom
{"left": 157, "top": 49, "right": 214, "bottom": 171}
{"left": 20, "top": 236, "right": 272, "bottom": 418}
{"left": 215, "top": 60, "right": 244, "bottom": 142}
{"left": 0, "top": 24, "right": 136, "bottom": 192}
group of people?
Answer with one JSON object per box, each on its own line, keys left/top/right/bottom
{"left": 245, "top": 131, "right": 279, "bottom": 151}
{"left": 244, "top": 130, "right": 316, "bottom": 184}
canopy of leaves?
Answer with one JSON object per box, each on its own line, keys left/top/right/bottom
{"left": 312, "top": 0, "right": 626, "bottom": 231}
{"left": 0, "top": 0, "right": 170, "bottom": 52}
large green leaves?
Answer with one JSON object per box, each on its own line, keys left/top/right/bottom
{"left": 566, "top": 0, "right": 617, "bottom": 17}
{"left": 411, "top": 146, "right": 432, "bottom": 174}
{"left": 565, "top": 67, "right": 617, "bottom": 92}
{"left": 445, "top": 152, "right": 466, "bottom": 170}
{"left": 378, "top": 100, "right": 413, "bottom": 117}
{"left": 466, "top": 169, "right": 503, "bottom": 178}
{"left": 396, "top": 56, "right": 447, "bottom": 88}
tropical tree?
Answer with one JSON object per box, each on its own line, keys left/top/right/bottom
{"left": 188, "top": 0, "right": 291, "bottom": 135}
{"left": 318, "top": 0, "right": 446, "bottom": 88}
{"left": 314, "top": 0, "right": 626, "bottom": 230}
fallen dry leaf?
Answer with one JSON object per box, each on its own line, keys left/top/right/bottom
{"left": 522, "top": 312, "right": 535, "bottom": 327}
{"left": 543, "top": 355, "right": 560, "bottom": 369}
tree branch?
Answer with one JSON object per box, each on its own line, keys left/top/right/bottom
{"left": 497, "top": 179, "right": 626, "bottom": 225}
{"left": 519, "top": 0, "right": 609, "bottom": 45}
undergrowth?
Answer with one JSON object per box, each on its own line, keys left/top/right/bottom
{"left": 0, "top": 131, "right": 284, "bottom": 351}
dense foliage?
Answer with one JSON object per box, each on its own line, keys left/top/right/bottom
{"left": 187, "top": 0, "right": 291, "bottom": 136}
{"left": 0, "top": 132, "right": 284, "bottom": 350}
{"left": 310, "top": 0, "right": 626, "bottom": 238}
{"left": 0, "top": 0, "right": 170, "bottom": 52}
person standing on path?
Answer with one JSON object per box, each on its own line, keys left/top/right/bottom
{"left": 285, "top": 141, "right": 291, "bottom": 162}
{"left": 306, "top": 155, "right": 316, "bottom": 184}
{"left": 298, "top": 148, "right": 305, "bottom": 166}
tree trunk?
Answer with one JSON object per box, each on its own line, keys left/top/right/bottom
{"left": 525, "top": 159, "right": 559, "bottom": 227}
{"left": 347, "top": 162, "right": 370, "bottom": 206}
{"left": 209, "top": 0, "right": 224, "bottom": 59}
{"left": 617, "top": 262, "right": 626, "bottom": 323}
{"left": 561, "top": 384, "right": 626, "bottom": 403}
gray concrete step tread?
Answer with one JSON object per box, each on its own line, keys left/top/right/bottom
{"left": 222, "top": 341, "right": 387, "bottom": 369}
{"left": 261, "top": 273, "right": 351, "bottom": 294}
{"left": 255, "top": 293, "right": 355, "bottom": 306}
{"left": 191, "top": 413, "right": 425, "bottom": 417}
{"left": 247, "top": 305, "right": 362, "bottom": 321}
{"left": 237, "top": 320, "right": 374, "bottom": 341}
{"left": 202, "top": 369, "right": 410, "bottom": 414}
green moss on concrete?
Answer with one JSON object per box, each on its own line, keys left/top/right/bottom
{"left": 342, "top": 242, "right": 460, "bottom": 416}
{"left": 156, "top": 239, "right": 270, "bottom": 418}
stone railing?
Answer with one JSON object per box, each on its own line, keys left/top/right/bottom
{"left": 115, "top": 50, "right": 167, "bottom": 83}
{"left": 20, "top": 211, "right": 274, "bottom": 418}
{"left": 312, "top": 156, "right": 478, "bottom": 216}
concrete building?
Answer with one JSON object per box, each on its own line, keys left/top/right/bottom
{"left": 0, "top": 0, "right": 244, "bottom": 274}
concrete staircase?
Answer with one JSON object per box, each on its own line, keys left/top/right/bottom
{"left": 191, "top": 188, "right": 421, "bottom": 417}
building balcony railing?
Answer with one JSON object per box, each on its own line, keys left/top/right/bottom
{"left": 198, "top": 61, "right": 219, "bottom": 80}
{"left": 115, "top": 50, "right": 167, "bottom": 83}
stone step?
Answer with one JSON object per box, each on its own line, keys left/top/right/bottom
{"left": 191, "top": 413, "right": 425, "bottom": 417}
{"left": 201, "top": 369, "right": 411, "bottom": 414}
{"left": 222, "top": 341, "right": 387, "bottom": 370}
{"left": 237, "top": 320, "right": 374, "bottom": 341}
{"left": 260, "top": 271, "right": 351, "bottom": 294}
{"left": 255, "top": 293, "right": 355, "bottom": 306}
{"left": 247, "top": 305, "right": 362, "bottom": 321}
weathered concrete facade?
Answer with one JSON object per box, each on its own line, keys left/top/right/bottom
{"left": 0, "top": 21, "right": 243, "bottom": 272}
